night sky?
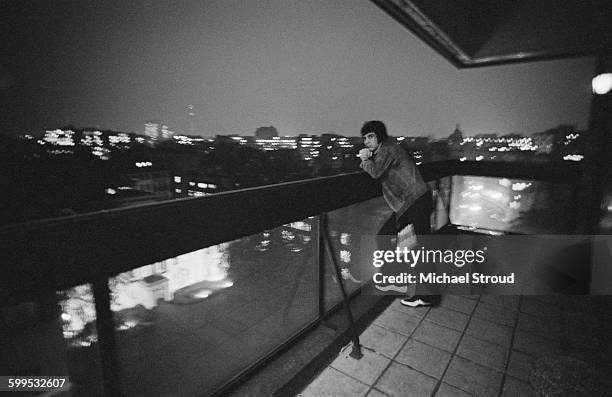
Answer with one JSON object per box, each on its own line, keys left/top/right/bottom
{"left": 0, "top": 0, "right": 596, "bottom": 138}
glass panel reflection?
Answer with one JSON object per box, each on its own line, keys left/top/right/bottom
{"left": 430, "top": 177, "right": 451, "bottom": 231}
{"left": 450, "top": 175, "right": 576, "bottom": 234}
{"left": 112, "top": 218, "right": 318, "bottom": 397}
{"left": 57, "top": 284, "right": 105, "bottom": 396}
{"left": 324, "top": 197, "right": 392, "bottom": 310}
{"left": 0, "top": 286, "right": 104, "bottom": 397}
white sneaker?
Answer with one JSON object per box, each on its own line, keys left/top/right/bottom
{"left": 400, "top": 295, "right": 440, "bottom": 307}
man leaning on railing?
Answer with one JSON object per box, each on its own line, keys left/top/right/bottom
{"left": 358, "top": 120, "right": 440, "bottom": 307}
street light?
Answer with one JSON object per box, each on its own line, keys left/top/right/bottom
{"left": 592, "top": 73, "right": 612, "bottom": 95}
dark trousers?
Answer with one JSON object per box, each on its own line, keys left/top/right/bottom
{"left": 377, "top": 191, "right": 434, "bottom": 242}
{"left": 377, "top": 191, "right": 438, "bottom": 296}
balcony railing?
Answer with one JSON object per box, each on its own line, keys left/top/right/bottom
{"left": 0, "top": 160, "right": 583, "bottom": 397}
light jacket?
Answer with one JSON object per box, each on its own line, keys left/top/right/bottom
{"left": 360, "top": 141, "right": 428, "bottom": 217}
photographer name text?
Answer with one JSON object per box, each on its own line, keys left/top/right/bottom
{"left": 373, "top": 272, "right": 515, "bottom": 284}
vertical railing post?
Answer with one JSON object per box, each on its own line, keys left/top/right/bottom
{"left": 320, "top": 213, "right": 363, "bottom": 359}
{"left": 317, "top": 214, "right": 326, "bottom": 319}
{"left": 93, "top": 278, "right": 122, "bottom": 397}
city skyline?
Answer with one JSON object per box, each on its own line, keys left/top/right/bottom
{"left": 1, "top": 1, "right": 596, "bottom": 138}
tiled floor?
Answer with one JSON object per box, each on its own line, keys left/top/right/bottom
{"left": 300, "top": 295, "right": 610, "bottom": 397}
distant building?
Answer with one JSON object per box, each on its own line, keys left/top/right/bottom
{"left": 252, "top": 136, "right": 298, "bottom": 151}
{"left": 531, "top": 131, "right": 555, "bottom": 154}
{"left": 173, "top": 169, "right": 234, "bottom": 198}
{"left": 144, "top": 120, "right": 175, "bottom": 144}
{"left": 254, "top": 126, "right": 279, "bottom": 139}
{"left": 400, "top": 137, "right": 430, "bottom": 164}
{"left": 173, "top": 134, "right": 207, "bottom": 146}
{"left": 108, "top": 132, "right": 132, "bottom": 149}
{"left": 127, "top": 171, "right": 172, "bottom": 201}
{"left": 42, "top": 128, "right": 77, "bottom": 155}
{"left": 448, "top": 124, "right": 463, "bottom": 146}
{"left": 297, "top": 135, "right": 321, "bottom": 163}
{"left": 81, "top": 130, "right": 110, "bottom": 160}
{"left": 160, "top": 124, "right": 175, "bottom": 141}
{"left": 144, "top": 120, "right": 161, "bottom": 143}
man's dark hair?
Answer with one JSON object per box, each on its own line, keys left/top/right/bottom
{"left": 360, "top": 120, "right": 389, "bottom": 142}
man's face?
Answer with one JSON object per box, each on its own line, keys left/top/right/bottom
{"left": 363, "top": 132, "right": 380, "bottom": 151}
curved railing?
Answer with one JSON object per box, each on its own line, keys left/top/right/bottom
{"left": 0, "top": 160, "right": 582, "bottom": 397}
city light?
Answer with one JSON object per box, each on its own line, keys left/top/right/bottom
{"left": 511, "top": 182, "right": 531, "bottom": 191}
{"left": 563, "top": 154, "right": 584, "bottom": 161}
{"left": 287, "top": 222, "right": 311, "bottom": 232}
{"left": 44, "top": 129, "right": 76, "bottom": 146}
{"left": 340, "top": 250, "right": 351, "bottom": 263}
{"left": 592, "top": 73, "right": 612, "bottom": 95}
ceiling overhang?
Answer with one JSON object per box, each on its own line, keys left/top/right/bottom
{"left": 371, "top": 0, "right": 612, "bottom": 68}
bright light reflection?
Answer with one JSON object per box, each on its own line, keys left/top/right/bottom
{"left": 193, "top": 289, "right": 211, "bottom": 299}
{"left": 487, "top": 191, "right": 503, "bottom": 199}
{"left": 499, "top": 178, "right": 511, "bottom": 187}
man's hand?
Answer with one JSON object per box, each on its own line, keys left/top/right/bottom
{"left": 359, "top": 148, "right": 372, "bottom": 161}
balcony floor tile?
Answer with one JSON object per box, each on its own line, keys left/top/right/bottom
{"left": 301, "top": 367, "right": 369, "bottom": 397}
{"left": 435, "top": 382, "right": 476, "bottom": 397}
{"left": 359, "top": 324, "right": 408, "bottom": 358}
{"left": 456, "top": 335, "right": 508, "bottom": 371}
{"left": 465, "top": 317, "right": 513, "bottom": 348}
{"left": 439, "top": 295, "right": 478, "bottom": 314}
{"left": 501, "top": 377, "right": 538, "bottom": 397}
{"left": 373, "top": 309, "right": 421, "bottom": 336}
{"left": 425, "top": 307, "right": 470, "bottom": 331}
{"left": 301, "top": 296, "right": 611, "bottom": 397}
{"left": 412, "top": 320, "right": 462, "bottom": 353}
{"left": 506, "top": 350, "right": 535, "bottom": 382}
{"left": 395, "top": 339, "right": 452, "bottom": 379}
{"left": 443, "top": 356, "right": 503, "bottom": 397}
{"left": 366, "top": 389, "right": 390, "bottom": 397}
{"left": 375, "top": 362, "right": 437, "bottom": 397}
